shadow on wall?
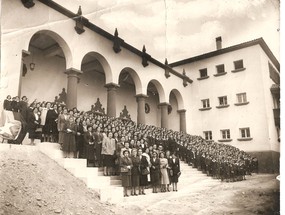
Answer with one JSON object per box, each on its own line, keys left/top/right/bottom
{"left": 248, "top": 151, "right": 280, "bottom": 174}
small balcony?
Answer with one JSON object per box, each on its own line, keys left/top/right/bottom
{"left": 273, "top": 108, "right": 280, "bottom": 127}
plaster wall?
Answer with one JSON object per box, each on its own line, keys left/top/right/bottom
{"left": 174, "top": 45, "right": 274, "bottom": 152}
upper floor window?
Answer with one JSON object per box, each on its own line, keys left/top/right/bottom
{"left": 199, "top": 68, "right": 208, "bottom": 78}
{"left": 240, "top": 127, "right": 251, "bottom": 138}
{"left": 218, "top": 129, "right": 232, "bottom": 142}
{"left": 218, "top": 96, "right": 228, "bottom": 106}
{"left": 235, "top": 93, "right": 249, "bottom": 105}
{"left": 216, "top": 64, "right": 225, "bottom": 74}
{"left": 221, "top": 129, "right": 231, "bottom": 140}
{"left": 237, "top": 127, "right": 252, "bottom": 141}
{"left": 204, "top": 131, "right": 212, "bottom": 141}
{"left": 202, "top": 99, "right": 210, "bottom": 108}
{"left": 199, "top": 99, "right": 211, "bottom": 111}
{"left": 232, "top": 59, "right": 246, "bottom": 73}
{"left": 234, "top": 60, "right": 244, "bottom": 70}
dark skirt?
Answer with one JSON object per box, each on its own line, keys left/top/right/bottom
{"left": 171, "top": 174, "right": 179, "bottom": 183}
{"left": 103, "top": 154, "right": 114, "bottom": 167}
{"left": 95, "top": 143, "right": 102, "bottom": 162}
{"left": 139, "top": 174, "right": 148, "bottom": 186}
{"left": 131, "top": 174, "right": 140, "bottom": 187}
{"left": 76, "top": 137, "right": 85, "bottom": 158}
{"left": 28, "top": 129, "right": 41, "bottom": 139}
{"left": 85, "top": 144, "right": 95, "bottom": 160}
{"left": 121, "top": 173, "right": 132, "bottom": 187}
{"left": 62, "top": 133, "right": 76, "bottom": 152}
{"left": 150, "top": 171, "right": 160, "bottom": 186}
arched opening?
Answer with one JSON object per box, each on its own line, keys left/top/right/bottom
{"left": 79, "top": 52, "right": 111, "bottom": 112}
{"left": 117, "top": 68, "right": 138, "bottom": 121}
{"left": 21, "top": 31, "right": 69, "bottom": 102}
{"left": 169, "top": 89, "right": 186, "bottom": 132}
{"left": 146, "top": 80, "right": 166, "bottom": 127}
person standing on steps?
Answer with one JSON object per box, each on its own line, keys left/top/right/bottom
{"left": 130, "top": 148, "right": 140, "bottom": 196}
{"left": 93, "top": 126, "right": 103, "bottom": 167}
{"left": 62, "top": 116, "right": 77, "bottom": 158}
{"left": 57, "top": 108, "right": 68, "bottom": 148}
{"left": 169, "top": 152, "right": 181, "bottom": 192}
{"left": 138, "top": 148, "right": 148, "bottom": 195}
{"left": 159, "top": 152, "right": 170, "bottom": 192}
{"left": 101, "top": 132, "right": 116, "bottom": 176}
{"left": 150, "top": 151, "right": 160, "bottom": 193}
{"left": 84, "top": 126, "right": 95, "bottom": 166}
{"left": 120, "top": 150, "right": 132, "bottom": 197}
{"left": 27, "top": 107, "right": 41, "bottom": 145}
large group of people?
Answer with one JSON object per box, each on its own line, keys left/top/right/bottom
{"left": 2, "top": 95, "right": 258, "bottom": 196}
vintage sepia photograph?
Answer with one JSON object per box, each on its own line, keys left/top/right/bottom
{"left": 0, "top": 0, "right": 281, "bottom": 214}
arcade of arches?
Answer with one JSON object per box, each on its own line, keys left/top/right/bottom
{"left": 20, "top": 31, "right": 186, "bottom": 132}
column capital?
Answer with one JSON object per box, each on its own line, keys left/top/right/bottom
{"left": 135, "top": 94, "right": 148, "bottom": 99}
{"left": 158, "top": 102, "right": 170, "bottom": 107}
{"left": 65, "top": 68, "right": 83, "bottom": 76}
{"left": 104, "top": 82, "right": 120, "bottom": 89}
{"left": 177, "top": 109, "right": 186, "bottom": 113}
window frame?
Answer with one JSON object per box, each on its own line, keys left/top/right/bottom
{"left": 219, "top": 96, "right": 227, "bottom": 105}
{"left": 199, "top": 68, "right": 208, "bottom": 78}
{"left": 232, "top": 59, "right": 246, "bottom": 73}
{"left": 235, "top": 92, "right": 249, "bottom": 106}
{"left": 218, "top": 129, "right": 232, "bottom": 142}
{"left": 199, "top": 99, "right": 211, "bottom": 111}
{"left": 204, "top": 131, "right": 213, "bottom": 141}
{"left": 238, "top": 127, "right": 253, "bottom": 141}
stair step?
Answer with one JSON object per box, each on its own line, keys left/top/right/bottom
{"left": 110, "top": 179, "right": 122, "bottom": 186}
{"left": 110, "top": 175, "right": 121, "bottom": 180}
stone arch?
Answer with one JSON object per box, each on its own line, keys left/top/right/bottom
{"left": 26, "top": 30, "right": 73, "bottom": 69}
{"left": 80, "top": 52, "right": 112, "bottom": 84}
{"left": 147, "top": 79, "right": 167, "bottom": 103}
{"left": 118, "top": 67, "right": 143, "bottom": 95}
{"left": 169, "top": 89, "right": 185, "bottom": 110}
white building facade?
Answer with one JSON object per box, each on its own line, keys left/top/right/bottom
{"left": 170, "top": 38, "right": 280, "bottom": 173}
{"left": 0, "top": 0, "right": 280, "bottom": 172}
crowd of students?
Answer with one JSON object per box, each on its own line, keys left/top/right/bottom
{"left": 3, "top": 95, "right": 257, "bottom": 196}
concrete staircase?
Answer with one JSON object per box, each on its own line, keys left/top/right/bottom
{"left": 36, "top": 142, "right": 124, "bottom": 203}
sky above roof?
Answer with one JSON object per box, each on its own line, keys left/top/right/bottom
{"left": 55, "top": 0, "right": 280, "bottom": 63}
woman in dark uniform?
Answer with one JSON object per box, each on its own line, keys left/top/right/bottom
{"left": 169, "top": 152, "right": 181, "bottom": 192}
{"left": 130, "top": 148, "right": 140, "bottom": 196}
{"left": 84, "top": 125, "right": 95, "bottom": 166}
{"left": 120, "top": 150, "right": 132, "bottom": 197}
{"left": 27, "top": 107, "right": 41, "bottom": 145}
{"left": 3, "top": 95, "right": 12, "bottom": 110}
{"left": 138, "top": 148, "right": 148, "bottom": 195}
{"left": 150, "top": 151, "right": 160, "bottom": 193}
{"left": 93, "top": 126, "right": 103, "bottom": 167}
{"left": 75, "top": 117, "right": 84, "bottom": 158}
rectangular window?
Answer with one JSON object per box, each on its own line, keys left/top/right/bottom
{"left": 236, "top": 93, "right": 247, "bottom": 103}
{"left": 216, "top": 64, "right": 225, "bottom": 74}
{"left": 240, "top": 128, "right": 250, "bottom": 138}
{"left": 199, "top": 68, "right": 208, "bottom": 78}
{"left": 204, "top": 131, "right": 212, "bottom": 141}
{"left": 234, "top": 60, "right": 244, "bottom": 70}
{"left": 221, "top": 129, "right": 230, "bottom": 139}
{"left": 218, "top": 96, "right": 228, "bottom": 106}
{"left": 201, "top": 99, "right": 210, "bottom": 108}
